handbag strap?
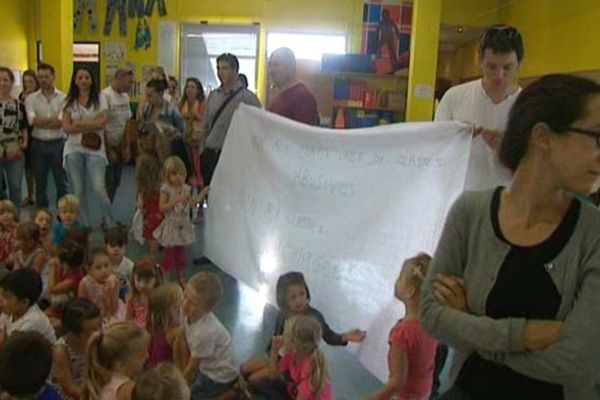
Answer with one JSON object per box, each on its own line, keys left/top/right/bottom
{"left": 207, "top": 86, "right": 244, "bottom": 136}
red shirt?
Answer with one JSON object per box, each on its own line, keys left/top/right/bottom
{"left": 389, "top": 319, "right": 437, "bottom": 399}
{"left": 268, "top": 82, "right": 320, "bottom": 126}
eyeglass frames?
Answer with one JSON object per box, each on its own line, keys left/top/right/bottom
{"left": 569, "top": 127, "right": 600, "bottom": 147}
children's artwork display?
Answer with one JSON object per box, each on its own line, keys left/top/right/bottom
{"left": 362, "top": 1, "right": 412, "bottom": 73}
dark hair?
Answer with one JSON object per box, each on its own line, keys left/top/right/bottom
{"left": 480, "top": 24, "right": 524, "bottom": 62}
{"left": 0, "top": 66, "right": 15, "bottom": 83}
{"left": 180, "top": 77, "right": 206, "bottom": 107}
{"left": 37, "top": 62, "right": 56, "bottom": 76}
{"left": 63, "top": 226, "right": 90, "bottom": 249}
{"left": 31, "top": 206, "right": 52, "bottom": 221}
{"left": 0, "top": 268, "right": 42, "bottom": 306}
{"left": 168, "top": 75, "right": 178, "bottom": 84}
{"left": 57, "top": 239, "right": 86, "bottom": 270}
{"left": 217, "top": 53, "right": 240, "bottom": 73}
{"left": 87, "top": 246, "right": 108, "bottom": 266}
{"left": 500, "top": 74, "right": 600, "bottom": 171}
{"left": 0, "top": 331, "right": 53, "bottom": 397}
{"left": 238, "top": 73, "right": 249, "bottom": 89}
{"left": 275, "top": 271, "right": 311, "bottom": 311}
{"left": 21, "top": 69, "right": 40, "bottom": 91}
{"left": 62, "top": 298, "right": 101, "bottom": 334}
{"left": 64, "top": 66, "right": 100, "bottom": 110}
{"left": 131, "top": 256, "right": 163, "bottom": 299}
{"left": 146, "top": 78, "right": 167, "bottom": 93}
{"left": 104, "top": 225, "right": 128, "bottom": 247}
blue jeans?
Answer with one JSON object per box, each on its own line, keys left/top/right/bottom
{"left": 65, "top": 152, "right": 113, "bottom": 226}
{"left": 190, "top": 374, "right": 235, "bottom": 399}
{"left": 31, "top": 138, "right": 67, "bottom": 208}
{"left": 0, "top": 158, "right": 25, "bottom": 209}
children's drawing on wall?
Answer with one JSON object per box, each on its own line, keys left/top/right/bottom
{"left": 362, "top": 1, "right": 412, "bottom": 74}
{"left": 104, "top": 41, "right": 126, "bottom": 62}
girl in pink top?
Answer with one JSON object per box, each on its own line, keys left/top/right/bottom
{"left": 126, "top": 256, "right": 162, "bottom": 328}
{"left": 146, "top": 283, "right": 187, "bottom": 369}
{"left": 369, "top": 253, "right": 438, "bottom": 400}
{"left": 268, "top": 315, "right": 333, "bottom": 400}
{"left": 84, "top": 322, "right": 150, "bottom": 400}
{"left": 78, "top": 247, "right": 126, "bottom": 329}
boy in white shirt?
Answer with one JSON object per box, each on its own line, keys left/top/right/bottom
{"left": 104, "top": 225, "right": 134, "bottom": 300}
{"left": 0, "top": 269, "right": 56, "bottom": 345}
{"left": 182, "top": 272, "right": 237, "bottom": 399}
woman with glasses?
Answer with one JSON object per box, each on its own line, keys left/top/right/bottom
{"left": 422, "top": 74, "right": 600, "bottom": 400}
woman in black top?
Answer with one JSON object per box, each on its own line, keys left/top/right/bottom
{"left": 0, "top": 66, "right": 28, "bottom": 209}
{"left": 428, "top": 74, "right": 600, "bottom": 400}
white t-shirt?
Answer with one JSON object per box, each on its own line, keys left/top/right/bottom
{"left": 102, "top": 86, "right": 132, "bottom": 146}
{"left": 435, "top": 78, "right": 521, "bottom": 191}
{"left": 5, "top": 304, "right": 56, "bottom": 344}
{"left": 63, "top": 94, "right": 109, "bottom": 161}
{"left": 25, "top": 88, "right": 67, "bottom": 141}
{"left": 110, "top": 256, "right": 134, "bottom": 287}
{"left": 183, "top": 312, "right": 237, "bottom": 383}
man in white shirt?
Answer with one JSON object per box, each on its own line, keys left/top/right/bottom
{"left": 435, "top": 25, "right": 524, "bottom": 190}
{"left": 102, "top": 68, "right": 134, "bottom": 202}
{"left": 25, "top": 63, "right": 67, "bottom": 208}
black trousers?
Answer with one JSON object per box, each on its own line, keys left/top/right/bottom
{"left": 200, "top": 148, "right": 221, "bottom": 185}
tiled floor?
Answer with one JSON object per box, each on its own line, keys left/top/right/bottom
{"left": 79, "top": 166, "right": 382, "bottom": 399}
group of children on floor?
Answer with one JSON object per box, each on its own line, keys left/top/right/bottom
{"left": 0, "top": 153, "right": 441, "bottom": 399}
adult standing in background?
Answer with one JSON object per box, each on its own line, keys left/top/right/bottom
{"left": 168, "top": 75, "right": 181, "bottom": 105}
{"left": 0, "top": 67, "right": 28, "bottom": 209}
{"left": 200, "top": 53, "right": 261, "bottom": 185}
{"left": 103, "top": 67, "right": 134, "bottom": 203}
{"left": 435, "top": 25, "right": 524, "bottom": 190}
{"left": 62, "top": 66, "right": 113, "bottom": 228}
{"left": 25, "top": 63, "right": 67, "bottom": 208}
{"left": 268, "top": 47, "right": 320, "bottom": 126}
{"left": 18, "top": 69, "right": 39, "bottom": 207}
{"left": 179, "top": 77, "right": 206, "bottom": 193}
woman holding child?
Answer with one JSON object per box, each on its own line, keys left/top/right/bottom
{"left": 422, "top": 74, "right": 600, "bottom": 400}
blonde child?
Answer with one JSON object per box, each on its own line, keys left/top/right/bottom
{"left": 104, "top": 226, "right": 134, "bottom": 300}
{"left": 13, "top": 221, "right": 49, "bottom": 303}
{"left": 242, "top": 271, "right": 366, "bottom": 386}
{"left": 0, "top": 199, "right": 18, "bottom": 269}
{"left": 266, "top": 315, "right": 333, "bottom": 400}
{"left": 78, "top": 247, "right": 126, "bottom": 328}
{"left": 132, "top": 364, "right": 189, "bottom": 400}
{"left": 153, "top": 156, "right": 209, "bottom": 285}
{"left": 54, "top": 194, "right": 83, "bottom": 245}
{"left": 47, "top": 238, "right": 86, "bottom": 319}
{"left": 135, "top": 153, "right": 163, "bottom": 258}
{"left": 369, "top": 253, "right": 437, "bottom": 400}
{"left": 182, "top": 272, "right": 237, "bottom": 398}
{"left": 146, "top": 283, "right": 187, "bottom": 369}
{"left": 31, "top": 207, "right": 54, "bottom": 253}
{"left": 126, "top": 256, "right": 162, "bottom": 328}
{"left": 84, "top": 322, "right": 150, "bottom": 400}
{"left": 52, "top": 298, "right": 102, "bottom": 400}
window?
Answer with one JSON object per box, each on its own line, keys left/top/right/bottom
{"left": 266, "top": 32, "right": 347, "bottom": 61}
{"left": 180, "top": 24, "right": 259, "bottom": 93}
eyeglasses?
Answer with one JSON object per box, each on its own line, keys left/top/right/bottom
{"left": 481, "top": 25, "right": 520, "bottom": 44}
{"left": 569, "top": 127, "right": 600, "bottom": 147}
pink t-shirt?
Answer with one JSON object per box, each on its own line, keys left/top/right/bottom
{"left": 389, "top": 319, "right": 437, "bottom": 400}
{"left": 279, "top": 351, "right": 333, "bottom": 400}
{"left": 126, "top": 296, "right": 148, "bottom": 328}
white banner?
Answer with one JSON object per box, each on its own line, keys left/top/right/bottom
{"left": 205, "top": 105, "right": 473, "bottom": 382}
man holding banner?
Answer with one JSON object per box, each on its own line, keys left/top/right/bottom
{"left": 435, "top": 25, "right": 524, "bottom": 190}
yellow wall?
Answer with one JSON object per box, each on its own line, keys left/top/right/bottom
{"left": 441, "top": 0, "right": 501, "bottom": 26}
{"left": 0, "top": 0, "right": 34, "bottom": 71}
{"left": 500, "top": 0, "right": 600, "bottom": 78}
{"left": 72, "top": 0, "right": 364, "bottom": 101}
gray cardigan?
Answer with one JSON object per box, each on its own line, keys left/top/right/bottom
{"left": 421, "top": 190, "right": 600, "bottom": 400}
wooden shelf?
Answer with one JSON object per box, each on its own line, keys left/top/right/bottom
{"left": 327, "top": 68, "right": 409, "bottom": 79}
{"left": 332, "top": 100, "right": 403, "bottom": 112}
